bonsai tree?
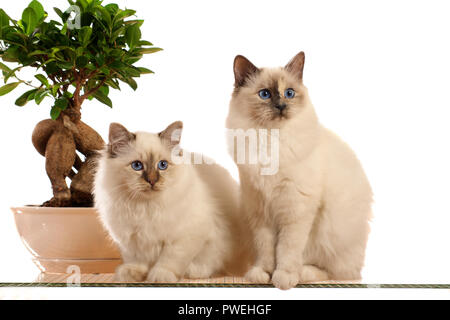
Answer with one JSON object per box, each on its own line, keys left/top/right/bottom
{"left": 0, "top": 0, "right": 161, "bottom": 207}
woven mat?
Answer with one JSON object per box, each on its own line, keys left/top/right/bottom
{"left": 38, "top": 273, "right": 257, "bottom": 284}
{"left": 31, "top": 273, "right": 365, "bottom": 287}
{"left": 0, "top": 274, "right": 446, "bottom": 288}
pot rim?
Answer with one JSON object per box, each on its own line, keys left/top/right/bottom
{"left": 11, "top": 206, "right": 98, "bottom": 214}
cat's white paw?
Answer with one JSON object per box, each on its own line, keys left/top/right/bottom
{"left": 245, "top": 266, "right": 271, "bottom": 283}
{"left": 115, "top": 263, "right": 148, "bottom": 282}
{"left": 185, "top": 263, "right": 213, "bottom": 279}
{"left": 147, "top": 266, "right": 178, "bottom": 283}
{"left": 272, "top": 269, "right": 299, "bottom": 290}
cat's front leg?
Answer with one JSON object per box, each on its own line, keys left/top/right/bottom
{"left": 245, "top": 223, "right": 276, "bottom": 284}
{"left": 147, "top": 266, "right": 178, "bottom": 283}
{"left": 271, "top": 192, "right": 318, "bottom": 290}
{"left": 147, "top": 238, "right": 205, "bottom": 283}
{"left": 115, "top": 262, "right": 149, "bottom": 282}
{"left": 114, "top": 249, "right": 150, "bottom": 282}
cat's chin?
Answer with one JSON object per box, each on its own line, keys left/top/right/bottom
{"left": 255, "top": 114, "right": 292, "bottom": 127}
{"left": 139, "top": 189, "right": 160, "bottom": 198}
{"left": 124, "top": 188, "right": 161, "bottom": 201}
{"left": 272, "top": 113, "right": 290, "bottom": 122}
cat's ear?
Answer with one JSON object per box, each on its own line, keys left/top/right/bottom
{"left": 234, "top": 55, "right": 259, "bottom": 88}
{"left": 159, "top": 121, "right": 183, "bottom": 149}
{"left": 108, "top": 123, "right": 135, "bottom": 157}
{"left": 285, "top": 51, "right": 305, "bottom": 81}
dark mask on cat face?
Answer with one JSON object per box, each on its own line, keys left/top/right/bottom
{"left": 106, "top": 121, "right": 183, "bottom": 198}
{"left": 232, "top": 52, "right": 308, "bottom": 125}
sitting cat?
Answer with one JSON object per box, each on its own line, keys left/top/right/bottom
{"left": 94, "top": 121, "right": 250, "bottom": 282}
{"left": 226, "top": 51, "right": 373, "bottom": 289}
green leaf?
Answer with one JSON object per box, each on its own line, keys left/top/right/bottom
{"left": 15, "top": 88, "right": 38, "bottom": 106}
{"left": 125, "top": 24, "right": 141, "bottom": 49}
{"left": 61, "top": 22, "right": 67, "bottom": 35}
{"left": 95, "top": 54, "right": 105, "bottom": 66}
{"left": 55, "top": 97, "right": 69, "bottom": 110}
{"left": 99, "top": 85, "right": 109, "bottom": 96}
{"left": 75, "top": 47, "right": 84, "bottom": 57}
{"left": 93, "top": 90, "right": 112, "bottom": 107}
{"left": 0, "top": 82, "right": 20, "bottom": 96}
{"left": 105, "top": 4, "right": 119, "bottom": 14}
{"left": 63, "top": 91, "right": 73, "bottom": 99}
{"left": 114, "top": 9, "right": 136, "bottom": 24}
{"left": 0, "top": 10, "right": 11, "bottom": 38}
{"left": 50, "top": 106, "right": 61, "bottom": 120}
{"left": 76, "top": 56, "right": 89, "bottom": 68}
{"left": 139, "top": 40, "right": 153, "bottom": 46}
{"left": 17, "top": 20, "right": 25, "bottom": 33}
{"left": 2, "top": 66, "right": 21, "bottom": 84}
{"left": 27, "top": 89, "right": 38, "bottom": 101}
{"left": 125, "top": 67, "right": 141, "bottom": 77}
{"left": 53, "top": 7, "right": 63, "bottom": 18}
{"left": 124, "top": 19, "right": 144, "bottom": 27}
{"left": 123, "top": 77, "right": 137, "bottom": 91}
{"left": 45, "top": 61, "right": 59, "bottom": 75}
{"left": 96, "top": 6, "right": 112, "bottom": 27}
{"left": 78, "top": 0, "right": 89, "bottom": 10}
{"left": 137, "top": 67, "right": 154, "bottom": 74}
{"left": 2, "top": 47, "right": 20, "bottom": 63}
{"left": 79, "top": 26, "right": 92, "bottom": 47}
{"left": 28, "top": 50, "right": 48, "bottom": 57}
{"left": 109, "top": 60, "right": 127, "bottom": 70}
{"left": 22, "top": 7, "right": 37, "bottom": 35}
{"left": 51, "top": 83, "right": 62, "bottom": 96}
{"left": 53, "top": 46, "right": 76, "bottom": 53}
{"left": 139, "top": 47, "right": 163, "bottom": 54}
{"left": 106, "top": 79, "right": 120, "bottom": 90}
{"left": 35, "top": 88, "right": 49, "bottom": 105}
{"left": 34, "top": 74, "right": 49, "bottom": 87}
{"left": 57, "top": 61, "right": 73, "bottom": 69}
{"left": 0, "top": 62, "right": 12, "bottom": 74}
{"left": 28, "top": 0, "right": 45, "bottom": 21}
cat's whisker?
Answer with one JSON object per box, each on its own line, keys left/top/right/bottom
{"left": 107, "top": 183, "right": 131, "bottom": 193}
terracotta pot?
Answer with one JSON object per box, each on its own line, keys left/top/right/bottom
{"left": 11, "top": 206, "right": 122, "bottom": 274}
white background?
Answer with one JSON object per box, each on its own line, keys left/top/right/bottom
{"left": 0, "top": 0, "right": 449, "bottom": 299}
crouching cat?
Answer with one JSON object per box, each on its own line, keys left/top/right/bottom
{"left": 94, "top": 121, "right": 249, "bottom": 282}
{"left": 226, "top": 51, "right": 373, "bottom": 289}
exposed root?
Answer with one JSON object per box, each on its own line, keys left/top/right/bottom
{"left": 42, "top": 196, "right": 73, "bottom": 208}
{"left": 32, "top": 118, "right": 105, "bottom": 207}
{"left": 32, "top": 119, "right": 58, "bottom": 157}
{"left": 71, "top": 154, "right": 100, "bottom": 207}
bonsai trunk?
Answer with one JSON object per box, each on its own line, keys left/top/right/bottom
{"left": 32, "top": 103, "right": 104, "bottom": 207}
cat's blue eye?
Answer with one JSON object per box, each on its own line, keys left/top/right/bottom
{"left": 258, "top": 89, "right": 271, "bottom": 100}
{"left": 158, "top": 160, "right": 168, "bottom": 171}
{"left": 131, "top": 161, "right": 143, "bottom": 171}
{"left": 284, "top": 88, "right": 295, "bottom": 99}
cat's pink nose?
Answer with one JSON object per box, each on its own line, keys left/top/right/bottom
{"left": 149, "top": 178, "right": 159, "bottom": 187}
{"left": 143, "top": 170, "right": 159, "bottom": 187}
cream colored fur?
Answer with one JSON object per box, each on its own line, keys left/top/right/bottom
{"left": 94, "top": 123, "right": 248, "bottom": 282}
{"left": 226, "top": 53, "right": 373, "bottom": 289}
